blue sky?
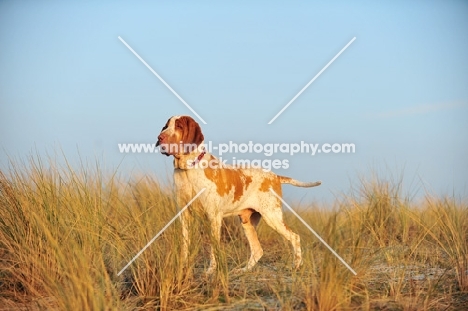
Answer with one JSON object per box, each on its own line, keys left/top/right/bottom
{"left": 1, "top": 1, "right": 467, "bottom": 203}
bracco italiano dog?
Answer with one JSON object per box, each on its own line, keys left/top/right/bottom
{"left": 156, "top": 115, "right": 321, "bottom": 274}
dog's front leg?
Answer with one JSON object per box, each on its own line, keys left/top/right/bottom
{"left": 180, "top": 209, "right": 190, "bottom": 265}
{"left": 175, "top": 186, "right": 193, "bottom": 268}
{"left": 206, "top": 214, "right": 222, "bottom": 275}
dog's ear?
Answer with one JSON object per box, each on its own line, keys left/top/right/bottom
{"left": 178, "top": 116, "right": 204, "bottom": 148}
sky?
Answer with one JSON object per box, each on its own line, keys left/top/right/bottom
{"left": 1, "top": 0, "right": 467, "bottom": 204}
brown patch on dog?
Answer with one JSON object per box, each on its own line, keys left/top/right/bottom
{"left": 176, "top": 116, "right": 204, "bottom": 150}
{"left": 204, "top": 168, "right": 252, "bottom": 202}
{"left": 278, "top": 176, "right": 293, "bottom": 183}
{"left": 259, "top": 176, "right": 282, "bottom": 195}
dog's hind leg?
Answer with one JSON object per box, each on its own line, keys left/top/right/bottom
{"left": 236, "top": 209, "right": 264, "bottom": 272}
{"left": 261, "top": 208, "right": 302, "bottom": 269}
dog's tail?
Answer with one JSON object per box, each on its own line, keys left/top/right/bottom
{"left": 279, "top": 176, "right": 322, "bottom": 188}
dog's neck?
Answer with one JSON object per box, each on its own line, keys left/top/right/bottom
{"left": 173, "top": 143, "right": 209, "bottom": 170}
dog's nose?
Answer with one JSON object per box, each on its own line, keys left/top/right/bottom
{"left": 156, "top": 133, "right": 166, "bottom": 147}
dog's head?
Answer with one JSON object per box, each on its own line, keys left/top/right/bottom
{"left": 156, "top": 115, "right": 204, "bottom": 156}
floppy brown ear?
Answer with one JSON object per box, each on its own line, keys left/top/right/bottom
{"left": 178, "top": 116, "right": 204, "bottom": 148}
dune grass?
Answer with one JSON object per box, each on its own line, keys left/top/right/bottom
{"left": 0, "top": 156, "right": 467, "bottom": 310}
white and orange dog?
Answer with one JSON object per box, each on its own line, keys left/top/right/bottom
{"left": 156, "top": 115, "right": 321, "bottom": 274}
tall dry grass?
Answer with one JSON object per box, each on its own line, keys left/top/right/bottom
{"left": 0, "top": 155, "right": 467, "bottom": 310}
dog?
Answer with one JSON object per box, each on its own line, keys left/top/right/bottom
{"left": 156, "top": 115, "right": 321, "bottom": 274}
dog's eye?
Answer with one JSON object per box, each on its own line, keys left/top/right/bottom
{"left": 161, "top": 125, "right": 168, "bottom": 131}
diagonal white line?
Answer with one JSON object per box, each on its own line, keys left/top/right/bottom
{"left": 268, "top": 37, "right": 356, "bottom": 124}
{"left": 117, "top": 188, "right": 206, "bottom": 276}
{"left": 269, "top": 188, "right": 357, "bottom": 275}
{"left": 118, "top": 36, "right": 207, "bottom": 125}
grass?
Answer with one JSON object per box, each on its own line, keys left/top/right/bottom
{"left": 0, "top": 155, "right": 467, "bottom": 310}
